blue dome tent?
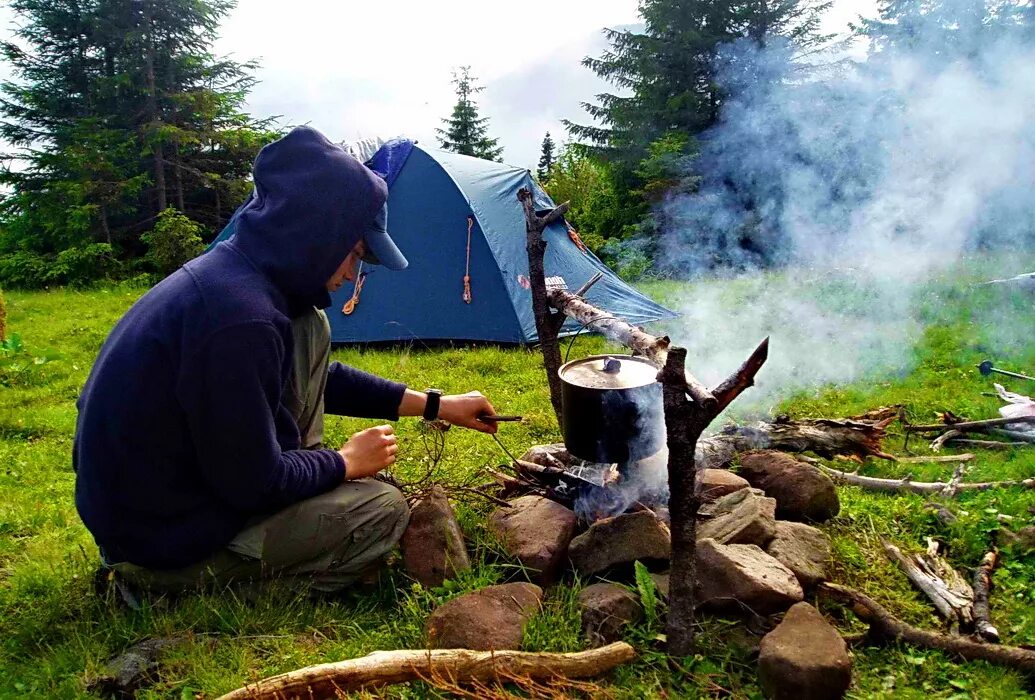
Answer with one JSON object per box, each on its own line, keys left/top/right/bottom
{"left": 328, "top": 140, "right": 676, "bottom": 343}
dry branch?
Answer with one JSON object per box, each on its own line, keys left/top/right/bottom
{"left": 905, "top": 415, "right": 1035, "bottom": 432}
{"left": 897, "top": 453, "right": 976, "bottom": 464}
{"left": 930, "top": 430, "right": 963, "bottom": 452}
{"left": 216, "top": 643, "right": 636, "bottom": 700}
{"left": 882, "top": 539, "right": 974, "bottom": 631}
{"left": 545, "top": 288, "right": 672, "bottom": 365}
{"left": 818, "top": 583, "right": 1035, "bottom": 673}
{"left": 946, "top": 438, "right": 1030, "bottom": 449}
{"left": 818, "top": 465, "right": 1035, "bottom": 495}
{"left": 973, "top": 550, "right": 1000, "bottom": 643}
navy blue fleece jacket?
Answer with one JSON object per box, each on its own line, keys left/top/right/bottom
{"left": 73, "top": 127, "right": 406, "bottom": 569}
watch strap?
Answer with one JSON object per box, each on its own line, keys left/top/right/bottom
{"left": 423, "top": 389, "right": 443, "bottom": 421}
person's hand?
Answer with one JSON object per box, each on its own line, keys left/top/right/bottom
{"left": 339, "top": 425, "right": 397, "bottom": 480}
{"left": 439, "top": 391, "right": 498, "bottom": 434}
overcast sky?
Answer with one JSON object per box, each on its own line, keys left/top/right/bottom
{"left": 1, "top": 0, "right": 879, "bottom": 169}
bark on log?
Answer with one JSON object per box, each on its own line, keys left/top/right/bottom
{"left": 217, "top": 643, "right": 637, "bottom": 700}
{"left": 661, "top": 347, "right": 699, "bottom": 656}
{"left": 818, "top": 583, "right": 1035, "bottom": 673}
{"left": 519, "top": 188, "right": 568, "bottom": 425}
{"left": 973, "top": 550, "right": 1000, "bottom": 643}
{"left": 818, "top": 465, "right": 1035, "bottom": 495}
{"left": 697, "top": 414, "right": 896, "bottom": 469}
{"left": 546, "top": 287, "right": 671, "bottom": 365}
{"left": 882, "top": 539, "right": 974, "bottom": 631}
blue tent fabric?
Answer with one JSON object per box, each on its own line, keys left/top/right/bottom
{"left": 365, "top": 138, "right": 415, "bottom": 188}
{"left": 330, "top": 144, "right": 677, "bottom": 343}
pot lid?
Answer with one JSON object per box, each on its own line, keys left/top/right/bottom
{"left": 558, "top": 355, "right": 660, "bottom": 390}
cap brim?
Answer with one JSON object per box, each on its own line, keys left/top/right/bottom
{"left": 360, "top": 204, "right": 408, "bottom": 270}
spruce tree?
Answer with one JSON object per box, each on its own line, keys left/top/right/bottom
{"left": 0, "top": 0, "right": 275, "bottom": 280}
{"left": 563, "top": 0, "right": 832, "bottom": 244}
{"left": 537, "top": 132, "right": 556, "bottom": 182}
{"left": 437, "top": 67, "right": 503, "bottom": 162}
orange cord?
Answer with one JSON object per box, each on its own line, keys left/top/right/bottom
{"left": 341, "top": 261, "right": 366, "bottom": 315}
{"left": 567, "top": 223, "right": 588, "bottom": 253}
{"left": 463, "top": 216, "right": 473, "bottom": 304}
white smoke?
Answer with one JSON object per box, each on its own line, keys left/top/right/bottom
{"left": 647, "top": 13, "right": 1035, "bottom": 413}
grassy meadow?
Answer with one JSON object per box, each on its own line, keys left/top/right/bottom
{"left": 1, "top": 260, "right": 1034, "bottom": 699}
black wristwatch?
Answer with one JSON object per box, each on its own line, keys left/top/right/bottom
{"left": 423, "top": 389, "right": 443, "bottom": 420}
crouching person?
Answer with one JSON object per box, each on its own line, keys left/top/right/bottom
{"left": 73, "top": 126, "right": 496, "bottom": 594}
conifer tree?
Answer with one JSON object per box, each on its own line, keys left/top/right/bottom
{"left": 437, "top": 67, "right": 503, "bottom": 162}
{"left": 0, "top": 0, "right": 276, "bottom": 283}
{"left": 563, "top": 0, "right": 833, "bottom": 245}
{"left": 537, "top": 132, "right": 556, "bottom": 182}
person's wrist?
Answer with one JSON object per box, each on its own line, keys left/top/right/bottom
{"left": 337, "top": 449, "right": 349, "bottom": 481}
{"left": 423, "top": 388, "right": 443, "bottom": 420}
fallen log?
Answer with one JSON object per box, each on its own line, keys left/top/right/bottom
{"left": 882, "top": 539, "right": 974, "bottom": 631}
{"left": 697, "top": 415, "right": 896, "bottom": 470}
{"left": 818, "top": 583, "right": 1035, "bottom": 673}
{"left": 972, "top": 550, "right": 1000, "bottom": 643}
{"left": 216, "top": 643, "right": 637, "bottom": 700}
{"left": 817, "top": 465, "right": 1035, "bottom": 495}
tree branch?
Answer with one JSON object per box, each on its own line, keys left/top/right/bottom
{"left": 819, "top": 583, "right": 1035, "bottom": 673}
{"left": 216, "top": 643, "right": 637, "bottom": 700}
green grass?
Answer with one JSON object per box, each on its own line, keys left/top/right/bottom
{"left": 1, "top": 258, "right": 1034, "bottom": 698}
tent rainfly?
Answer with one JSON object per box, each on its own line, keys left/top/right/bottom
{"left": 329, "top": 140, "right": 676, "bottom": 344}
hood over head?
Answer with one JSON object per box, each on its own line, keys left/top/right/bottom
{"left": 232, "top": 126, "right": 388, "bottom": 312}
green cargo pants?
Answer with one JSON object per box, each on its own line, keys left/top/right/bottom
{"left": 113, "top": 309, "right": 410, "bottom": 593}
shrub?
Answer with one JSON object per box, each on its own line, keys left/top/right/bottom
{"left": 49, "top": 243, "right": 120, "bottom": 286}
{"left": 141, "top": 208, "right": 206, "bottom": 278}
{"left": 0, "top": 245, "right": 120, "bottom": 288}
{"left": 0, "top": 250, "right": 50, "bottom": 288}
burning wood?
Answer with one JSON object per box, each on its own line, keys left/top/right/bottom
{"left": 519, "top": 187, "right": 769, "bottom": 656}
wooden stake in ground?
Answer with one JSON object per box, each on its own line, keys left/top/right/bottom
{"left": 216, "top": 643, "right": 636, "bottom": 700}
{"left": 972, "top": 550, "right": 1000, "bottom": 643}
{"left": 819, "top": 583, "right": 1035, "bottom": 673}
{"left": 517, "top": 188, "right": 569, "bottom": 425}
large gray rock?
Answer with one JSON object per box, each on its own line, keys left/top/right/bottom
{"left": 568, "top": 511, "right": 671, "bottom": 579}
{"left": 697, "top": 488, "right": 778, "bottom": 547}
{"left": 426, "top": 582, "right": 543, "bottom": 650}
{"left": 758, "top": 602, "right": 852, "bottom": 699}
{"left": 696, "top": 468, "right": 751, "bottom": 503}
{"left": 738, "top": 451, "right": 840, "bottom": 523}
{"left": 766, "top": 521, "right": 832, "bottom": 589}
{"left": 578, "top": 583, "right": 643, "bottom": 646}
{"left": 696, "top": 538, "right": 803, "bottom": 614}
{"left": 489, "top": 496, "right": 577, "bottom": 584}
{"left": 400, "top": 486, "right": 470, "bottom": 588}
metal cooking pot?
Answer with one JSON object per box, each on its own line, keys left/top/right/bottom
{"left": 558, "top": 354, "right": 665, "bottom": 464}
